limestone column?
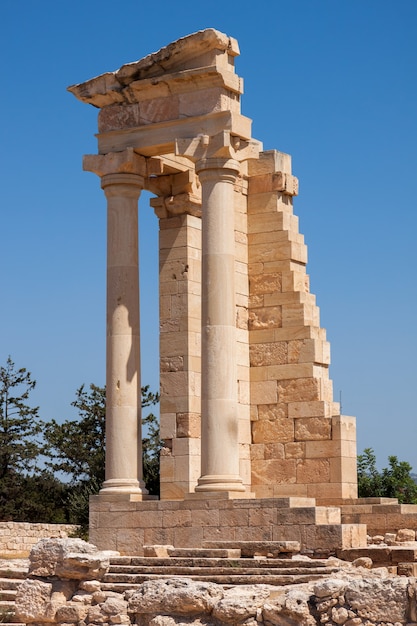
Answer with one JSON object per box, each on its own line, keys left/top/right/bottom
{"left": 194, "top": 157, "right": 245, "bottom": 493}
{"left": 83, "top": 149, "right": 148, "bottom": 495}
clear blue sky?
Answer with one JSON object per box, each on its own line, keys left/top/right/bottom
{"left": 1, "top": 1, "right": 416, "bottom": 470}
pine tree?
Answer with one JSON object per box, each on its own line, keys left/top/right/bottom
{"left": 44, "top": 383, "right": 161, "bottom": 527}
{"left": 0, "top": 356, "right": 48, "bottom": 520}
{"left": 0, "top": 356, "right": 42, "bottom": 479}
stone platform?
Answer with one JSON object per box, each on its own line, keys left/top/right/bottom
{"left": 90, "top": 495, "right": 366, "bottom": 556}
{"left": 339, "top": 497, "right": 417, "bottom": 536}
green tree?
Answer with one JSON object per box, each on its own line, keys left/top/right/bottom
{"left": 44, "top": 383, "right": 161, "bottom": 526}
{"left": 381, "top": 455, "right": 417, "bottom": 504}
{"left": 0, "top": 356, "right": 42, "bottom": 479}
{"left": 44, "top": 383, "right": 106, "bottom": 485}
{"left": 0, "top": 357, "right": 68, "bottom": 522}
{"left": 357, "top": 448, "right": 383, "bottom": 498}
{"left": 357, "top": 448, "right": 417, "bottom": 504}
{"left": 0, "top": 471, "right": 70, "bottom": 523}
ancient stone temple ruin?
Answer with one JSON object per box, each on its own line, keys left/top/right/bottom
{"left": 68, "top": 29, "right": 364, "bottom": 555}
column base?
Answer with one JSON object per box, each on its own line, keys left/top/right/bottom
{"left": 195, "top": 474, "right": 246, "bottom": 493}
{"left": 99, "top": 478, "right": 150, "bottom": 497}
{"left": 189, "top": 474, "right": 253, "bottom": 499}
{"left": 185, "top": 490, "right": 255, "bottom": 500}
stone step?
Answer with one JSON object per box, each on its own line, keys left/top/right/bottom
{"left": 168, "top": 548, "right": 241, "bottom": 559}
{"left": 397, "top": 562, "right": 417, "bottom": 576}
{"left": 0, "top": 568, "right": 27, "bottom": 580}
{"left": 337, "top": 546, "right": 417, "bottom": 566}
{"left": 101, "top": 571, "right": 334, "bottom": 588}
{"left": 0, "top": 590, "right": 16, "bottom": 601}
{"left": 202, "top": 540, "right": 300, "bottom": 557}
{"left": 0, "top": 563, "right": 29, "bottom": 625}
{"left": 0, "top": 579, "right": 22, "bottom": 591}
{"left": 109, "top": 556, "right": 334, "bottom": 569}
{"left": 104, "top": 565, "right": 339, "bottom": 581}
{"left": 0, "top": 600, "right": 20, "bottom": 623}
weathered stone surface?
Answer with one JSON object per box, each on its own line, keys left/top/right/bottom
{"left": 14, "top": 547, "right": 417, "bottom": 626}
{"left": 127, "top": 578, "right": 224, "bottom": 615}
{"left": 313, "top": 578, "right": 347, "bottom": 598}
{"left": 88, "top": 603, "right": 109, "bottom": 623}
{"left": 28, "top": 538, "right": 112, "bottom": 579}
{"left": 252, "top": 418, "right": 294, "bottom": 444}
{"left": 15, "top": 578, "right": 54, "bottom": 622}
{"left": 144, "top": 545, "right": 175, "bottom": 557}
{"left": 212, "top": 585, "right": 271, "bottom": 622}
{"left": 248, "top": 306, "right": 282, "bottom": 329}
{"left": 331, "top": 605, "right": 349, "bottom": 624}
{"left": 263, "top": 589, "right": 316, "bottom": 626}
{"left": 396, "top": 527, "right": 416, "bottom": 542}
{"left": 250, "top": 342, "right": 287, "bottom": 367}
{"left": 55, "top": 601, "right": 89, "bottom": 622}
{"left": 345, "top": 576, "right": 409, "bottom": 623}
{"left": 79, "top": 579, "right": 102, "bottom": 593}
{"left": 102, "top": 594, "right": 128, "bottom": 616}
{"left": 352, "top": 556, "right": 372, "bottom": 569}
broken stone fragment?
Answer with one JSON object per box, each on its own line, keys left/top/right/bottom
{"left": 263, "top": 589, "right": 316, "bottom": 626}
{"left": 54, "top": 601, "right": 88, "bottom": 623}
{"left": 345, "top": 576, "right": 408, "bottom": 624}
{"left": 352, "top": 556, "right": 373, "bottom": 569}
{"left": 396, "top": 527, "right": 416, "bottom": 542}
{"left": 127, "top": 578, "right": 224, "bottom": 615}
{"left": 143, "top": 544, "right": 175, "bottom": 557}
{"left": 15, "top": 578, "right": 54, "bottom": 623}
{"left": 28, "top": 537, "right": 115, "bottom": 579}
{"left": 313, "top": 578, "right": 347, "bottom": 599}
{"left": 212, "top": 584, "right": 271, "bottom": 623}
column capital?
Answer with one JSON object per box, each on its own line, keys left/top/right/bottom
{"left": 146, "top": 165, "right": 202, "bottom": 219}
{"left": 196, "top": 158, "right": 240, "bottom": 182}
{"left": 100, "top": 173, "right": 144, "bottom": 199}
{"left": 176, "top": 130, "right": 260, "bottom": 167}
{"left": 83, "top": 147, "right": 147, "bottom": 180}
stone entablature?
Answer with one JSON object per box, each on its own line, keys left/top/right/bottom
{"left": 69, "top": 28, "right": 358, "bottom": 527}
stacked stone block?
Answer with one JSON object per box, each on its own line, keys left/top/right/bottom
{"left": 247, "top": 150, "right": 357, "bottom": 504}
{"left": 340, "top": 499, "right": 417, "bottom": 536}
{"left": 153, "top": 205, "right": 202, "bottom": 499}
{"left": 234, "top": 168, "right": 252, "bottom": 490}
{"left": 0, "top": 522, "right": 77, "bottom": 556}
{"left": 89, "top": 496, "right": 366, "bottom": 555}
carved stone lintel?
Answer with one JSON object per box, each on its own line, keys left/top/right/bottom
{"left": 247, "top": 171, "right": 299, "bottom": 197}
{"left": 148, "top": 167, "right": 202, "bottom": 219}
{"left": 150, "top": 194, "right": 201, "bottom": 219}
{"left": 176, "top": 130, "right": 261, "bottom": 166}
{"left": 147, "top": 169, "right": 201, "bottom": 199}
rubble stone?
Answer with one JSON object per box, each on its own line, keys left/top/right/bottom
{"left": 28, "top": 538, "right": 112, "bottom": 580}
{"left": 128, "top": 578, "right": 224, "bottom": 615}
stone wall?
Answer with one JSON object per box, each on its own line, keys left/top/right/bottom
{"left": 0, "top": 522, "right": 78, "bottom": 556}
{"left": 341, "top": 499, "right": 417, "bottom": 536}
{"left": 89, "top": 495, "right": 366, "bottom": 556}
{"left": 247, "top": 150, "right": 357, "bottom": 504}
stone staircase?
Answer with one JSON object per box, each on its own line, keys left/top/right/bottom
{"left": 5, "top": 542, "right": 417, "bottom": 622}
{"left": 0, "top": 560, "right": 27, "bottom": 626}
{"left": 102, "top": 545, "right": 343, "bottom": 589}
